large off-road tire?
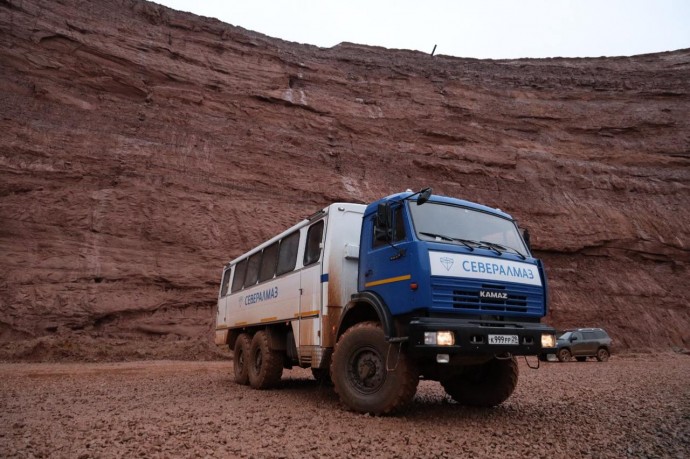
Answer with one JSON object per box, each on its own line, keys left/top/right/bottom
{"left": 248, "top": 330, "right": 284, "bottom": 389}
{"left": 233, "top": 333, "right": 252, "bottom": 385}
{"left": 596, "top": 348, "right": 610, "bottom": 362}
{"left": 441, "top": 357, "right": 519, "bottom": 407}
{"left": 557, "top": 348, "right": 572, "bottom": 362}
{"left": 331, "top": 321, "right": 419, "bottom": 415}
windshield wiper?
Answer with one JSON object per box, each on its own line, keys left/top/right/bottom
{"left": 451, "top": 238, "right": 478, "bottom": 251}
{"left": 479, "top": 241, "right": 526, "bottom": 260}
{"left": 476, "top": 240, "right": 504, "bottom": 256}
{"left": 419, "top": 232, "right": 475, "bottom": 251}
{"left": 419, "top": 231, "right": 453, "bottom": 241}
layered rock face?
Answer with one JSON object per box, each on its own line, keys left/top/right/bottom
{"left": 1, "top": 0, "right": 688, "bottom": 358}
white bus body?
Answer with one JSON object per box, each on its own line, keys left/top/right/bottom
{"left": 215, "top": 203, "right": 365, "bottom": 369}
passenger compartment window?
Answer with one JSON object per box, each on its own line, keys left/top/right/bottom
{"left": 231, "top": 259, "right": 248, "bottom": 293}
{"left": 277, "top": 231, "right": 299, "bottom": 276}
{"left": 259, "top": 242, "right": 279, "bottom": 282}
{"left": 220, "top": 266, "right": 232, "bottom": 297}
{"left": 304, "top": 220, "right": 324, "bottom": 266}
{"left": 244, "top": 251, "right": 262, "bottom": 287}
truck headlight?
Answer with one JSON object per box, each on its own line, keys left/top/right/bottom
{"left": 424, "top": 331, "right": 455, "bottom": 346}
{"left": 541, "top": 333, "right": 556, "bottom": 348}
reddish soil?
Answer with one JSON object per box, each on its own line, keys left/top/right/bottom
{"left": 2, "top": 354, "right": 688, "bottom": 458}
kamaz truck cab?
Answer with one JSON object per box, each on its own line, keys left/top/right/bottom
{"left": 329, "top": 189, "right": 556, "bottom": 412}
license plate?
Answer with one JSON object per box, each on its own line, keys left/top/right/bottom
{"left": 488, "top": 334, "right": 519, "bottom": 345}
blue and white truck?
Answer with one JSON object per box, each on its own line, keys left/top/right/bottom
{"left": 215, "top": 188, "right": 556, "bottom": 414}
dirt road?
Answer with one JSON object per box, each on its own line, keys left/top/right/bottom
{"left": 2, "top": 354, "right": 688, "bottom": 458}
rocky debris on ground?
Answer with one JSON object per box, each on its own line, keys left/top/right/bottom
{"left": 1, "top": 354, "right": 689, "bottom": 457}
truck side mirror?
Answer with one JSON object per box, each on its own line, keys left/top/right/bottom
{"left": 417, "top": 187, "right": 432, "bottom": 205}
{"left": 521, "top": 227, "right": 532, "bottom": 251}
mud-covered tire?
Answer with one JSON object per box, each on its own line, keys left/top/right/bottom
{"left": 596, "top": 348, "right": 610, "bottom": 362}
{"left": 233, "top": 333, "right": 252, "bottom": 385}
{"left": 441, "top": 357, "right": 519, "bottom": 407}
{"left": 248, "top": 330, "right": 284, "bottom": 389}
{"left": 311, "top": 367, "right": 333, "bottom": 385}
{"left": 331, "top": 321, "right": 419, "bottom": 415}
{"left": 557, "top": 348, "right": 572, "bottom": 362}
{"left": 576, "top": 356, "right": 587, "bottom": 362}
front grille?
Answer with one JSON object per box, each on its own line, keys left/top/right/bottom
{"left": 453, "top": 283, "right": 528, "bottom": 313}
{"left": 432, "top": 278, "right": 543, "bottom": 317}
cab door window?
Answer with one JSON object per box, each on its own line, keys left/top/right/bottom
{"left": 373, "top": 206, "right": 406, "bottom": 248}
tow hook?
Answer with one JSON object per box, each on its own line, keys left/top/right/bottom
{"left": 524, "top": 355, "right": 540, "bottom": 369}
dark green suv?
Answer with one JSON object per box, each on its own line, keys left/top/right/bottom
{"left": 547, "top": 328, "right": 612, "bottom": 362}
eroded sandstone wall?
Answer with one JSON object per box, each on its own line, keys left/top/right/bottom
{"left": 1, "top": 0, "right": 688, "bottom": 357}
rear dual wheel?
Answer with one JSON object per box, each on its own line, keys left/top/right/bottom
{"left": 233, "top": 333, "right": 251, "bottom": 385}
{"left": 248, "top": 330, "right": 284, "bottom": 389}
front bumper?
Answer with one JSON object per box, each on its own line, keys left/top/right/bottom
{"left": 407, "top": 317, "right": 556, "bottom": 357}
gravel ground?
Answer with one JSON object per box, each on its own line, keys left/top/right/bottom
{"left": 1, "top": 353, "right": 688, "bottom": 458}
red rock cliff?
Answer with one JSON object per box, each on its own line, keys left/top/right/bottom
{"left": 1, "top": 0, "right": 688, "bottom": 358}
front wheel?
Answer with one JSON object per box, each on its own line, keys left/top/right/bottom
{"left": 557, "top": 348, "right": 571, "bottom": 362}
{"left": 441, "top": 357, "right": 518, "bottom": 407}
{"left": 331, "top": 321, "right": 419, "bottom": 415}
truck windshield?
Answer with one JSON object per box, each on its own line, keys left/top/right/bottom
{"left": 409, "top": 202, "right": 528, "bottom": 256}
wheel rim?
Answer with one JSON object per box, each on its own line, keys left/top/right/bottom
{"left": 347, "top": 346, "right": 385, "bottom": 394}
{"left": 598, "top": 349, "right": 609, "bottom": 360}
{"left": 253, "top": 349, "right": 263, "bottom": 373}
{"left": 237, "top": 350, "right": 244, "bottom": 370}
{"left": 560, "top": 350, "right": 569, "bottom": 360}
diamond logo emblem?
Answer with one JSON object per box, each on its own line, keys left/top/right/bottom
{"left": 440, "top": 257, "right": 454, "bottom": 271}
